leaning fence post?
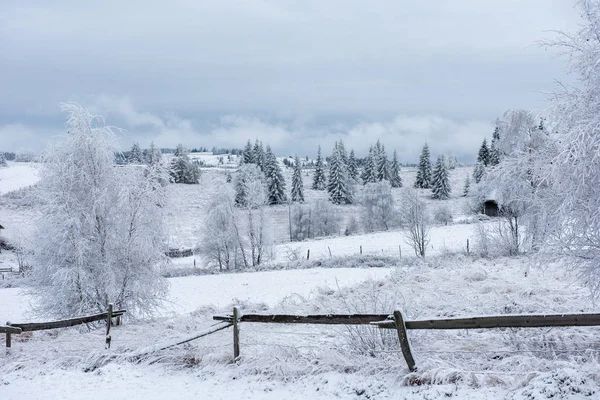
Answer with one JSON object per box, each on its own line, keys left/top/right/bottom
{"left": 105, "top": 303, "right": 113, "bottom": 349}
{"left": 393, "top": 310, "right": 417, "bottom": 372}
{"left": 233, "top": 306, "right": 240, "bottom": 361}
{"left": 307, "top": 249, "right": 310, "bottom": 260}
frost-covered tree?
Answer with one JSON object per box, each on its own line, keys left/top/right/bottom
{"left": 400, "top": 188, "right": 430, "bottom": 257}
{"left": 242, "top": 139, "right": 255, "bottom": 164}
{"left": 311, "top": 199, "right": 341, "bottom": 237}
{"left": 414, "top": 143, "right": 432, "bottom": 188}
{"left": 477, "top": 139, "right": 490, "bottom": 167}
{"left": 376, "top": 142, "right": 390, "bottom": 182}
{"left": 463, "top": 175, "right": 471, "bottom": 197}
{"left": 234, "top": 164, "right": 264, "bottom": 208}
{"left": 147, "top": 141, "right": 162, "bottom": 166}
{"left": 389, "top": 150, "right": 403, "bottom": 188}
{"left": 347, "top": 149, "right": 359, "bottom": 181}
{"left": 201, "top": 185, "right": 239, "bottom": 270}
{"left": 291, "top": 155, "right": 304, "bottom": 202}
{"left": 473, "top": 161, "right": 485, "bottom": 184}
{"left": 327, "top": 141, "right": 353, "bottom": 204}
{"left": 128, "top": 142, "right": 143, "bottom": 164}
{"left": 29, "top": 104, "right": 168, "bottom": 318}
{"left": 264, "top": 146, "right": 287, "bottom": 205}
{"left": 431, "top": 155, "right": 451, "bottom": 200}
{"left": 489, "top": 125, "right": 501, "bottom": 166}
{"left": 169, "top": 144, "right": 200, "bottom": 184}
{"left": 361, "top": 181, "right": 396, "bottom": 232}
{"left": 361, "top": 145, "right": 377, "bottom": 184}
{"left": 253, "top": 140, "right": 265, "bottom": 171}
{"left": 312, "top": 145, "right": 327, "bottom": 190}
{"left": 0, "top": 152, "right": 6, "bottom": 167}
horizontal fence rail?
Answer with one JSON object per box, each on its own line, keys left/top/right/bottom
{"left": 214, "top": 309, "right": 600, "bottom": 372}
{"left": 4, "top": 304, "right": 126, "bottom": 351}
{"left": 9, "top": 309, "right": 126, "bottom": 332}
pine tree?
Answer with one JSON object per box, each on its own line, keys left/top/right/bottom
{"left": 253, "top": 140, "right": 265, "bottom": 171}
{"left": 431, "top": 155, "right": 451, "bottom": 199}
{"left": 477, "top": 139, "right": 490, "bottom": 167}
{"left": 264, "top": 145, "right": 287, "bottom": 205}
{"left": 291, "top": 156, "right": 305, "bottom": 202}
{"left": 312, "top": 145, "right": 327, "bottom": 190}
{"left": 170, "top": 144, "right": 200, "bottom": 184}
{"left": 414, "top": 143, "right": 432, "bottom": 188}
{"left": 338, "top": 140, "right": 348, "bottom": 166}
{"left": 463, "top": 175, "right": 471, "bottom": 197}
{"left": 327, "top": 142, "right": 353, "bottom": 204}
{"left": 473, "top": 161, "right": 485, "bottom": 184}
{"left": 0, "top": 152, "right": 6, "bottom": 168}
{"left": 361, "top": 146, "right": 377, "bottom": 184}
{"left": 347, "top": 150, "right": 359, "bottom": 181}
{"left": 489, "top": 125, "right": 501, "bottom": 166}
{"left": 389, "top": 150, "right": 403, "bottom": 188}
{"left": 242, "top": 139, "right": 255, "bottom": 164}
{"left": 376, "top": 143, "right": 390, "bottom": 181}
{"left": 128, "top": 142, "right": 143, "bottom": 164}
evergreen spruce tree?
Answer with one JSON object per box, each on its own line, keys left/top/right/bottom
{"left": 376, "top": 143, "right": 390, "bottom": 181}
{"left": 242, "top": 139, "right": 255, "bottom": 164}
{"left": 361, "top": 146, "right": 377, "bottom": 184}
{"left": 431, "top": 155, "right": 451, "bottom": 199}
{"left": 489, "top": 126, "right": 501, "bottom": 166}
{"left": 253, "top": 140, "right": 265, "bottom": 171}
{"left": 128, "top": 142, "right": 143, "bottom": 164}
{"left": 414, "top": 143, "right": 432, "bottom": 188}
{"left": 347, "top": 149, "right": 359, "bottom": 181}
{"left": 169, "top": 144, "right": 200, "bottom": 184}
{"left": 463, "top": 175, "right": 471, "bottom": 197}
{"left": 312, "top": 145, "right": 327, "bottom": 190}
{"left": 291, "top": 156, "right": 305, "bottom": 202}
{"left": 327, "top": 142, "right": 353, "bottom": 204}
{"left": 0, "top": 152, "right": 7, "bottom": 168}
{"left": 338, "top": 140, "right": 348, "bottom": 166}
{"left": 473, "top": 161, "right": 485, "bottom": 184}
{"left": 389, "top": 150, "right": 403, "bottom": 188}
{"left": 477, "top": 139, "right": 490, "bottom": 167}
{"left": 264, "top": 145, "right": 287, "bottom": 205}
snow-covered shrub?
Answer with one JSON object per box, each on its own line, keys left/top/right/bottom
{"left": 14, "top": 151, "right": 35, "bottom": 162}
{"left": 29, "top": 104, "right": 169, "bottom": 319}
{"left": 360, "top": 181, "right": 397, "bottom": 232}
{"left": 344, "top": 215, "right": 360, "bottom": 236}
{"left": 433, "top": 206, "right": 453, "bottom": 226}
{"left": 290, "top": 203, "right": 311, "bottom": 241}
{"left": 311, "top": 199, "right": 341, "bottom": 237}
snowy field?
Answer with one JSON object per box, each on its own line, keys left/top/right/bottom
{"left": 1, "top": 160, "right": 600, "bottom": 399}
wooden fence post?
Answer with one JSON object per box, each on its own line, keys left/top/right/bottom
{"left": 393, "top": 311, "right": 417, "bottom": 372}
{"left": 398, "top": 245, "right": 402, "bottom": 259}
{"left": 105, "top": 303, "right": 113, "bottom": 349}
{"left": 233, "top": 306, "right": 240, "bottom": 361}
{"left": 6, "top": 321, "right": 11, "bottom": 349}
{"left": 360, "top": 245, "right": 362, "bottom": 255}
{"left": 307, "top": 249, "right": 310, "bottom": 260}
{"left": 466, "top": 239, "right": 470, "bottom": 255}
{"left": 328, "top": 246, "right": 332, "bottom": 258}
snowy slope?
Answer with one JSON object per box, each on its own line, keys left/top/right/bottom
{"left": 0, "top": 162, "right": 39, "bottom": 195}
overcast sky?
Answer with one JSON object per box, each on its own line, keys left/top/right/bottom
{"left": 0, "top": 0, "right": 580, "bottom": 162}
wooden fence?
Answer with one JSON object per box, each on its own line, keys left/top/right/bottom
{"left": 214, "top": 309, "right": 600, "bottom": 371}
{"left": 2, "top": 303, "right": 126, "bottom": 350}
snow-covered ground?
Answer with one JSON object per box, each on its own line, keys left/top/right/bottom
{"left": 0, "top": 162, "right": 39, "bottom": 195}
{"left": 2, "top": 160, "right": 599, "bottom": 399}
